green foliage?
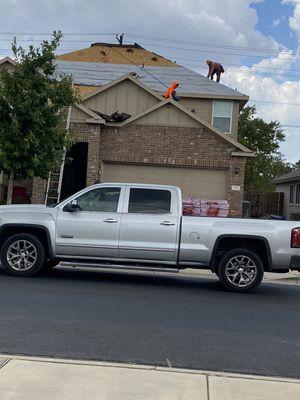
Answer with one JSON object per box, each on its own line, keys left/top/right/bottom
{"left": 0, "top": 31, "right": 79, "bottom": 180}
{"left": 292, "top": 159, "right": 300, "bottom": 170}
{"left": 238, "top": 106, "right": 291, "bottom": 192}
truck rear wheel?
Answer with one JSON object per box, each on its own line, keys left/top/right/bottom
{"left": 0, "top": 233, "right": 46, "bottom": 277}
{"left": 217, "top": 248, "right": 264, "bottom": 292}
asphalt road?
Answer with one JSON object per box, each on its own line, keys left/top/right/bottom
{"left": 0, "top": 267, "right": 299, "bottom": 378}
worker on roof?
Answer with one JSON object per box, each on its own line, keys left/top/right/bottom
{"left": 164, "top": 80, "right": 180, "bottom": 101}
{"left": 206, "top": 60, "right": 224, "bottom": 82}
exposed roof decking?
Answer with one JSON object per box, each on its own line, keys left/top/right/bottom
{"left": 57, "top": 60, "right": 248, "bottom": 100}
{"left": 56, "top": 43, "right": 176, "bottom": 67}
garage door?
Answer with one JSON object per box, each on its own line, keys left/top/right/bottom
{"left": 102, "top": 163, "right": 228, "bottom": 199}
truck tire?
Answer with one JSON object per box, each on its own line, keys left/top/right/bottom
{"left": 0, "top": 233, "right": 46, "bottom": 277}
{"left": 217, "top": 248, "right": 264, "bottom": 292}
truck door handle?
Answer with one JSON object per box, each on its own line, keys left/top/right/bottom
{"left": 103, "top": 218, "right": 118, "bottom": 223}
{"left": 161, "top": 221, "right": 175, "bottom": 226}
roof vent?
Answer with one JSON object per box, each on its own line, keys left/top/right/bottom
{"left": 151, "top": 56, "right": 158, "bottom": 62}
{"left": 126, "top": 48, "right": 134, "bottom": 53}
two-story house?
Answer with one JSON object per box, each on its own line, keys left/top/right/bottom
{"left": 32, "top": 42, "right": 253, "bottom": 216}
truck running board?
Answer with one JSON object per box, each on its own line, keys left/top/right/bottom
{"left": 60, "top": 261, "right": 179, "bottom": 274}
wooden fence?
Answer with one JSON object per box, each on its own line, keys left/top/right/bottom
{"left": 244, "top": 192, "right": 284, "bottom": 218}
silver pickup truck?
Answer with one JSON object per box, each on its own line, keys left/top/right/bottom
{"left": 0, "top": 183, "right": 299, "bottom": 292}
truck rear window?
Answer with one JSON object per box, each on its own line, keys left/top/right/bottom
{"left": 128, "top": 189, "right": 171, "bottom": 214}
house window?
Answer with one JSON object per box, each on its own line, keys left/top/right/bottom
{"left": 289, "top": 185, "right": 294, "bottom": 204}
{"left": 212, "top": 100, "right": 233, "bottom": 133}
{"left": 296, "top": 184, "right": 300, "bottom": 205}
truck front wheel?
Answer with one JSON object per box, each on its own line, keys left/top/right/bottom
{"left": 0, "top": 233, "right": 46, "bottom": 277}
{"left": 217, "top": 248, "right": 264, "bottom": 292}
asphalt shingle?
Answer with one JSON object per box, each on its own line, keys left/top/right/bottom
{"left": 56, "top": 60, "right": 248, "bottom": 99}
{"left": 273, "top": 169, "right": 300, "bottom": 183}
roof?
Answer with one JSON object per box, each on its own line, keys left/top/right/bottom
{"left": 57, "top": 60, "right": 248, "bottom": 101}
{"left": 0, "top": 56, "right": 16, "bottom": 66}
{"left": 77, "top": 73, "right": 253, "bottom": 157}
{"left": 56, "top": 43, "right": 176, "bottom": 67}
{"left": 273, "top": 169, "right": 300, "bottom": 184}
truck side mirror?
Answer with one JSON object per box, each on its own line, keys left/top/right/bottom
{"left": 64, "top": 200, "right": 82, "bottom": 212}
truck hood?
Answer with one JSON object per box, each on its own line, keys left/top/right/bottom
{"left": 0, "top": 204, "right": 56, "bottom": 214}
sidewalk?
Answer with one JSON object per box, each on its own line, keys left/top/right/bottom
{"left": 0, "top": 355, "right": 299, "bottom": 399}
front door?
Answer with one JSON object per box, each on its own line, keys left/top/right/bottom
{"left": 56, "top": 186, "right": 124, "bottom": 259}
{"left": 119, "top": 187, "right": 180, "bottom": 262}
{"left": 60, "top": 142, "right": 88, "bottom": 201}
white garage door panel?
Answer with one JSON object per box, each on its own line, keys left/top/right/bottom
{"left": 102, "top": 164, "right": 227, "bottom": 199}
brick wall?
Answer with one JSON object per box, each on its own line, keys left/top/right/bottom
{"left": 31, "top": 177, "right": 46, "bottom": 204}
{"left": 71, "top": 123, "right": 101, "bottom": 185}
{"left": 31, "top": 122, "right": 247, "bottom": 216}
{"left": 99, "top": 124, "right": 246, "bottom": 216}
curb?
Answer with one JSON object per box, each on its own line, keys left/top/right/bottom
{"left": 1, "top": 353, "right": 299, "bottom": 385}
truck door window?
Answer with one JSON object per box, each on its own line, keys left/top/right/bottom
{"left": 128, "top": 189, "right": 171, "bottom": 214}
{"left": 75, "top": 188, "right": 121, "bottom": 212}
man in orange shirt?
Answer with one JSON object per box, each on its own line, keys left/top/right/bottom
{"left": 164, "top": 80, "right": 180, "bottom": 101}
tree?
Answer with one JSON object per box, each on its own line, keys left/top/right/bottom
{"left": 292, "top": 159, "right": 300, "bottom": 170}
{"left": 238, "top": 106, "right": 291, "bottom": 192}
{"left": 0, "top": 31, "right": 79, "bottom": 204}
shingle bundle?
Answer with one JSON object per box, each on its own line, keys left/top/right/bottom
{"left": 183, "top": 197, "right": 229, "bottom": 217}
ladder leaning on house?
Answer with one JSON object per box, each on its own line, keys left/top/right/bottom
{"left": 44, "top": 106, "right": 72, "bottom": 206}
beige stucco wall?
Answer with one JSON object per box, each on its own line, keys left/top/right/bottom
{"left": 179, "top": 98, "right": 213, "bottom": 124}
{"left": 133, "top": 104, "right": 200, "bottom": 127}
{"left": 180, "top": 98, "right": 240, "bottom": 138}
{"left": 82, "top": 80, "right": 159, "bottom": 117}
{"left": 231, "top": 101, "right": 240, "bottom": 138}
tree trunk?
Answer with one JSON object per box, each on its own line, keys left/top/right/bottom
{"left": 7, "top": 170, "right": 14, "bottom": 205}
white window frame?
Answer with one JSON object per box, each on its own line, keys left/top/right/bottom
{"left": 289, "top": 184, "right": 294, "bottom": 205}
{"left": 296, "top": 183, "right": 300, "bottom": 205}
{"left": 212, "top": 100, "right": 233, "bottom": 134}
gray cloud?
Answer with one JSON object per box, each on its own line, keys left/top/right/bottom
{"left": 0, "top": 0, "right": 298, "bottom": 161}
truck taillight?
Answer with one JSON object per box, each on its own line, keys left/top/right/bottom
{"left": 291, "top": 228, "right": 300, "bottom": 248}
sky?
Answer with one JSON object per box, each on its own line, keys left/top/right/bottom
{"left": 0, "top": 0, "right": 300, "bottom": 162}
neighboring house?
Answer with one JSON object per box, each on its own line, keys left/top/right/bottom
{"left": 0, "top": 56, "right": 16, "bottom": 72}
{"left": 30, "top": 42, "right": 253, "bottom": 216}
{"left": 274, "top": 169, "right": 300, "bottom": 220}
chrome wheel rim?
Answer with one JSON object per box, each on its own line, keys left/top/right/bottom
{"left": 7, "top": 240, "right": 37, "bottom": 271}
{"left": 225, "top": 255, "right": 258, "bottom": 288}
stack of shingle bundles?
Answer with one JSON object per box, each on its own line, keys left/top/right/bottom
{"left": 182, "top": 198, "right": 229, "bottom": 217}
{"left": 203, "top": 200, "right": 229, "bottom": 217}
{"left": 216, "top": 200, "right": 229, "bottom": 217}
{"left": 182, "top": 197, "right": 202, "bottom": 216}
{"left": 182, "top": 197, "right": 194, "bottom": 215}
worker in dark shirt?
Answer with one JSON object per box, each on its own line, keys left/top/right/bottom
{"left": 206, "top": 60, "right": 224, "bottom": 82}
